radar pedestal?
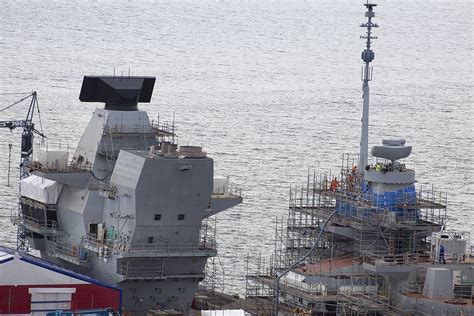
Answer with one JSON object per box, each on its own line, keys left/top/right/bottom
{"left": 366, "top": 139, "right": 415, "bottom": 194}
{"left": 73, "top": 76, "right": 158, "bottom": 171}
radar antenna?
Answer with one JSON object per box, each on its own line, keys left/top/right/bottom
{"left": 358, "top": 2, "right": 378, "bottom": 172}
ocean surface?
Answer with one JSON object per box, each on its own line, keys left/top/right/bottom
{"left": 0, "top": 0, "right": 472, "bottom": 295}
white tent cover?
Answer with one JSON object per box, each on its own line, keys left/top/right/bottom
{"left": 213, "top": 176, "right": 229, "bottom": 194}
{"left": 20, "top": 174, "right": 63, "bottom": 204}
{"left": 37, "top": 149, "right": 69, "bottom": 169}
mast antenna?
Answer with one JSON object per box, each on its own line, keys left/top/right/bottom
{"left": 358, "top": 2, "right": 378, "bottom": 172}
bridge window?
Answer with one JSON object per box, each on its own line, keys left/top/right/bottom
{"left": 154, "top": 214, "right": 161, "bottom": 221}
{"left": 178, "top": 214, "right": 185, "bottom": 221}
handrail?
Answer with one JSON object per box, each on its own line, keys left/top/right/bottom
{"left": 280, "top": 276, "right": 326, "bottom": 295}
{"left": 363, "top": 251, "right": 431, "bottom": 265}
{"left": 52, "top": 242, "right": 88, "bottom": 263}
{"left": 29, "top": 160, "right": 93, "bottom": 173}
{"left": 126, "top": 240, "right": 217, "bottom": 254}
{"left": 16, "top": 214, "right": 58, "bottom": 231}
{"left": 211, "top": 185, "right": 242, "bottom": 198}
{"left": 82, "top": 233, "right": 217, "bottom": 255}
{"left": 117, "top": 264, "right": 163, "bottom": 278}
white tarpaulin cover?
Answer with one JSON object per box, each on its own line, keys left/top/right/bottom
{"left": 20, "top": 174, "right": 63, "bottom": 204}
{"left": 37, "top": 149, "right": 69, "bottom": 169}
{"left": 213, "top": 176, "right": 229, "bottom": 194}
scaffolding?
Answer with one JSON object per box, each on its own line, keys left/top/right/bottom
{"left": 27, "top": 119, "right": 177, "bottom": 175}
{"left": 276, "top": 154, "right": 448, "bottom": 267}
{"left": 246, "top": 153, "right": 451, "bottom": 314}
{"left": 245, "top": 252, "right": 391, "bottom": 314}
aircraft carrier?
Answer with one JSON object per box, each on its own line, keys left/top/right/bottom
{"left": 11, "top": 76, "right": 242, "bottom": 314}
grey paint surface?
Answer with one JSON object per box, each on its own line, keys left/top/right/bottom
{"left": 19, "top": 95, "right": 242, "bottom": 313}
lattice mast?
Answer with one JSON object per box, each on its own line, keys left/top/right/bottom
{"left": 359, "top": 3, "right": 378, "bottom": 171}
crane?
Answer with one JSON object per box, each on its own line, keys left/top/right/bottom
{"left": 0, "top": 91, "right": 46, "bottom": 252}
{"left": 0, "top": 91, "right": 46, "bottom": 179}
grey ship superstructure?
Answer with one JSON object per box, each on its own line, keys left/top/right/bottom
{"left": 15, "top": 76, "right": 242, "bottom": 313}
{"left": 246, "top": 3, "right": 474, "bottom": 315}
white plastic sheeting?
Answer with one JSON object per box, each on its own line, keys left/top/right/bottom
{"left": 20, "top": 174, "right": 63, "bottom": 204}
{"left": 213, "top": 176, "right": 229, "bottom": 194}
{"left": 37, "top": 149, "right": 69, "bottom": 169}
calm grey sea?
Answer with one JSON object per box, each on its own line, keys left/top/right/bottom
{"left": 0, "top": 0, "right": 472, "bottom": 294}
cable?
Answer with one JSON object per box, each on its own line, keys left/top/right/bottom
{"left": 274, "top": 209, "right": 338, "bottom": 315}
{"left": 0, "top": 93, "right": 34, "bottom": 112}
{"left": 0, "top": 92, "right": 31, "bottom": 95}
{"left": 90, "top": 169, "right": 111, "bottom": 181}
{"left": 34, "top": 92, "right": 45, "bottom": 137}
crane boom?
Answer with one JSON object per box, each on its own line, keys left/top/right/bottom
{"left": 0, "top": 91, "right": 45, "bottom": 177}
{"left": 0, "top": 91, "right": 45, "bottom": 253}
{"left": 0, "top": 121, "right": 28, "bottom": 129}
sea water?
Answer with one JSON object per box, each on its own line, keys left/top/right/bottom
{"left": 0, "top": 0, "right": 472, "bottom": 294}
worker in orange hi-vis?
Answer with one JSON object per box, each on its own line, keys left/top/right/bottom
{"left": 330, "top": 177, "right": 339, "bottom": 191}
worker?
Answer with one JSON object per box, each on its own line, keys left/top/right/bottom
{"left": 439, "top": 245, "right": 446, "bottom": 264}
{"left": 351, "top": 165, "right": 357, "bottom": 174}
{"left": 346, "top": 173, "right": 354, "bottom": 191}
{"left": 330, "top": 177, "right": 339, "bottom": 191}
{"left": 347, "top": 173, "right": 354, "bottom": 183}
{"left": 375, "top": 163, "right": 384, "bottom": 172}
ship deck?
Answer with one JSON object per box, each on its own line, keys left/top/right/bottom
{"left": 402, "top": 292, "right": 474, "bottom": 308}
{"left": 194, "top": 288, "right": 294, "bottom": 314}
{"left": 247, "top": 274, "right": 337, "bottom": 302}
{"left": 295, "top": 252, "right": 360, "bottom": 276}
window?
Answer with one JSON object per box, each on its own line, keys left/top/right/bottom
{"left": 154, "top": 214, "right": 162, "bottom": 221}
{"left": 178, "top": 214, "right": 185, "bottom": 220}
{"left": 29, "top": 288, "right": 76, "bottom": 311}
{"left": 148, "top": 237, "right": 154, "bottom": 244}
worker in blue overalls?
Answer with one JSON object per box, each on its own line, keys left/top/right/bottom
{"left": 439, "top": 244, "right": 446, "bottom": 264}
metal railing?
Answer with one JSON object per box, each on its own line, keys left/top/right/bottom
{"left": 400, "top": 279, "right": 474, "bottom": 301}
{"left": 82, "top": 233, "right": 217, "bottom": 257}
{"left": 81, "top": 234, "right": 113, "bottom": 258}
{"left": 117, "top": 263, "right": 163, "bottom": 278}
{"left": 14, "top": 214, "right": 58, "bottom": 235}
{"left": 98, "top": 183, "right": 117, "bottom": 199}
{"left": 212, "top": 185, "right": 242, "bottom": 198}
{"left": 399, "top": 280, "right": 424, "bottom": 295}
{"left": 280, "top": 276, "right": 327, "bottom": 295}
{"left": 150, "top": 120, "right": 176, "bottom": 137}
{"left": 51, "top": 242, "right": 88, "bottom": 264}
{"left": 363, "top": 251, "right": 431, "bottom": 266}
{"left": 416, "top": 186, "right": 448, "bottom": 208}
{"left": 125, "top": 240, "right": 217, "bottom": 256}
{"left": 29, "top": 160, "right": 93, "bottom": 173}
